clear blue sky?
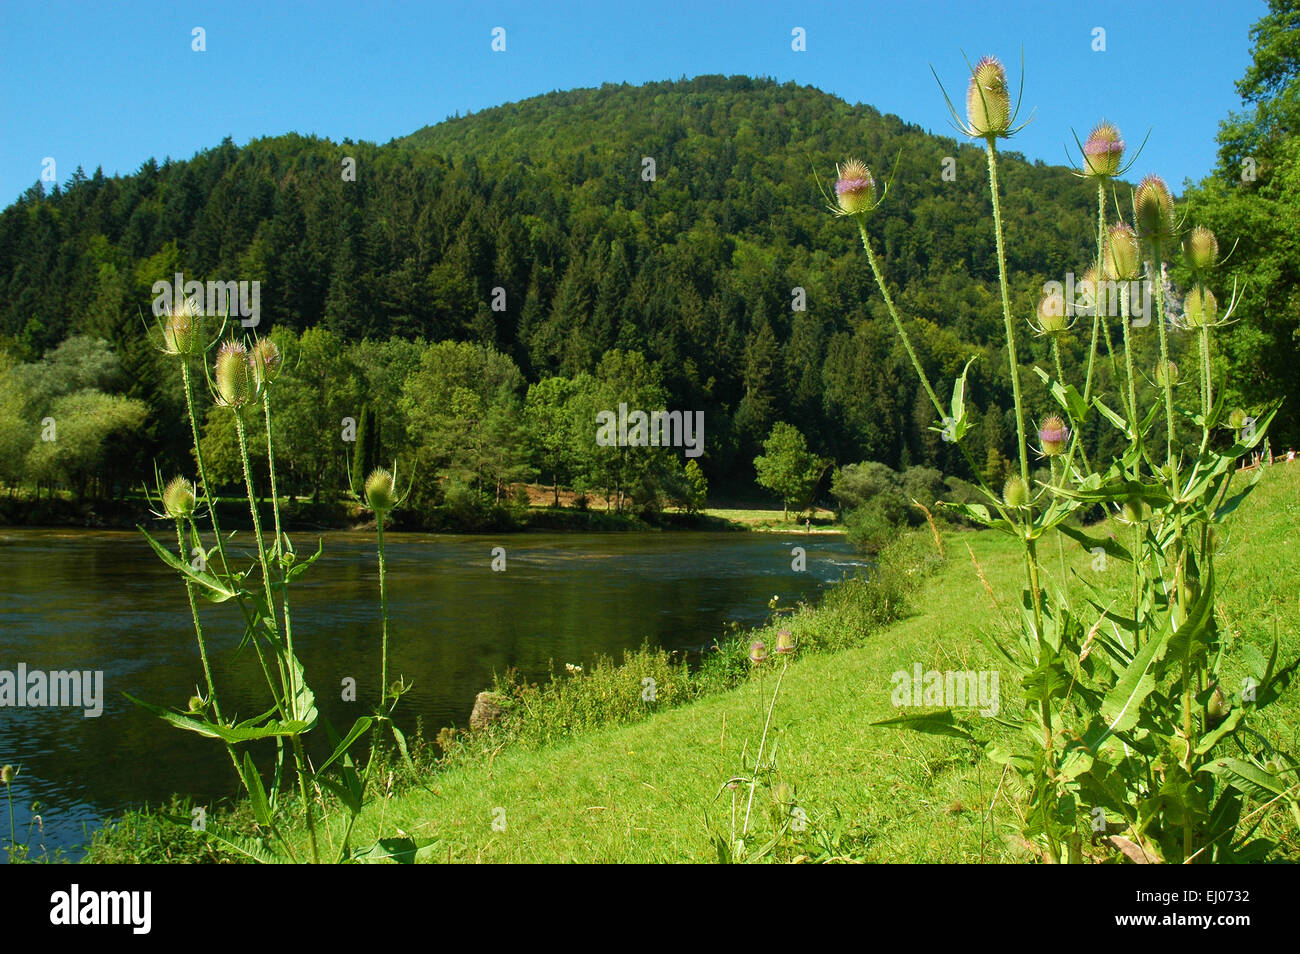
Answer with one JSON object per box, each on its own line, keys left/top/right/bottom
{"left": 0, "top": 0, "right": 1267, "bottom": 205}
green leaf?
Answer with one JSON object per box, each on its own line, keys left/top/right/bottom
{"left": 1034, "top": 366, "right": 1088, "bottom": 423}
{"left": 284, "top": 538, "right": 324, "bottom": 584}
{"left": 317, "top": 716, "right": 373, "bottom": 774}
{"left": 1056, "top": 523, "right": 1133, "bottom": 564}
{"left": 1202, "top": 758, "right": 1287, "bottom": 802}
{"left": 353, "top": 836, "right": 438, "bottom": 864}
{"left": 240, "top": 752, "right": 274, "bottom": 828}
{"left": 1100, "top": 626, "right": 1170, "bottom": 734}
{"left": 871, "top": 710, "right": 974, "bottom": 740}
{"left": 126, "top": 693, "right": 313, "bottom": 742}
{"left": 138, "top": 526, "right": 238, "bottom": 602}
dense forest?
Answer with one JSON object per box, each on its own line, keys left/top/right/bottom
{"left": 1, "top": 6, "right": 1296, "bottom": 516}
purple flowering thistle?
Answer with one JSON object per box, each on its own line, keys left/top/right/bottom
{"left": 1082, "top": 121, "right": 1125, "bottom": 178}
{"left": 1038, "top": 415, "right": 1070, "bottom": 457}
{"left": 834, "top": 159, "right": 877, "bottom": 215}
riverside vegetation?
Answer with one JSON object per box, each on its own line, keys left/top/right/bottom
{"left": 7, "top": 6, "right": 1300, "bottom": 862}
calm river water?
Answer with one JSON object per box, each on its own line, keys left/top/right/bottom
{"left": 0, "top": 527, "right": 860, "bottom": 858}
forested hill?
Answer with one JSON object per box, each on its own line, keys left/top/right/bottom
{"left": 0, "top": 74, "right": 1151, "bottom": 488}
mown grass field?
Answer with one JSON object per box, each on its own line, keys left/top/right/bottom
{"left": 251, "top": 464, "right": 1300, "bottom": 863}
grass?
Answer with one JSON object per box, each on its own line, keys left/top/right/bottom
{"left": 86, "top": 462, "right": 1300, "bottom": 863}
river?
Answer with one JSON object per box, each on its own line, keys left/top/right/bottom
{"left": 0, "top": 526, "right": 860, "bottom": 859}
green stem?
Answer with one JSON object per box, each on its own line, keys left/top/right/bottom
{"left": 234, "top": 410, "right": 319, "bottom": 864}
{"left": 857, "top": 216, "right": 1010, "bottom": 516}
{"left": 986, "top": 139, "right": 1043, "bottom": 640}
{"left": 986, "top": 141, "right": 1031, "bottom": 489}
{"left": 378, "top": 515, "right": 389, "bottom": 708}
{"left": 1150, "top": 256, "right": 1177, "bottom": 474}
{"left": 742, "top": 660, "right": 787, "bottom": 837}
{"left": 182, "top": 361, "right": 286, "bottom": 736}
{"left": 857, "top": 218, "right": 943, "bottom": 414}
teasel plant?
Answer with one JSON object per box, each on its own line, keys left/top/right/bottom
{"left": 129, "top": 302, "right": 383, "bottom": 864}
{"left": 834, "top": 55, "right": 1300, "bottom": 862}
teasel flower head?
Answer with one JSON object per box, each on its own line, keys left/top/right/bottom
{"left": 772, "top": 781, "right": 796, "bottom": 809}
{"left": 160, "top": 297, "right": 205, "bottom": 358}
{"left": 775, "top": 629, "right": 796, "bottom": 655}
{"left": 1154, "top": 358, "right": 1179, "bottom": 388}
{"left": 1181, "top": 286, "right": 1218, "bottom": 329}
{"left": 1081, "top": 121, "right": 1125, "bottom": 179}
{"left": 365, "top": 467, "right": 398, "bottom": 514}
{"left": 214, "top": 340, "right": 255, "bottom": 408}
{"left": 250, "top": 338, "right": 282, "bottom": 388}
{"left": 1076, "top": 265, "right": 1104, "bottom": 318}
{"left": 1227, "top": 408, "right": 1250, "bottom": 432}
{"left": 965, "top": 56, "right": 1012, "bottom": 138}
{"left": 1121, "top": 497, "right": 1149, "bottom": 525}
{"left": 1134, "top": 174, "right": 1178, "bottom": 248}
{"left": 749, "top": 639, "right": 768, "bottom": 665}
{"left": 1032, "top": 286, "right": 1073, "bottom": 337}
{"left": 1003, "top": 475, "right": 1030, "bottom": 508}
{"left": 163, "top": 477, "right": 197, "bottom": 520}
{"left": 1104, "top": 224, "right": 1141, "bottom": 282}
{"left": 1183, "top": 225, "right": 1220, "bottom": 271}
{"left": 187, "top": 694, "right": 206, "bottom": 713}
{"left": 1037, "top": 415, "right": 1070, "bottom": 457}
{"left": 834, "top": 159, "right": 877, "bottom": 215}
{"left": 0, "top": 764, "right": 13, "bottom": 786}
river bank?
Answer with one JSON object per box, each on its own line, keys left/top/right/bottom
{"left": 53, "top": 465, "right": 1300, "bottom": 862}
{"left": 0, "top": 491, "right": 841, "bottom": 536}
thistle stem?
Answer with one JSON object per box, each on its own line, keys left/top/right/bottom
{"left": 857, "top": 216, "right": 1010, "bottom": 514}
{"left": 378, "top": 514, "right": 390, "bottom": 709}
{"left": 1150, "top": 256, "right": 1177, "bottom": 474}
{"left": 986, "top": 139, "right": 1044, "bottom": 641}
{"left": 234, "top": 409, "right": 319, "bottom": 864}
{"left": 985, "top": 141, "right": 1031, "bottom": 490}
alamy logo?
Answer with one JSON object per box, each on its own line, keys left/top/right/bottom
{"left": 0, "top": 664, "right": 104, "bottom": 718}
{"left": 152, "top": 271, "right": 260, "bottom": 327}
{"left": 890, "top": 664, "right": 999, "bottom": 716}
{"left": 50, "top": 884, "right": 151, "bottom": 934}
{"left": 595, "top": 403, "right": 704, "bottom": 458}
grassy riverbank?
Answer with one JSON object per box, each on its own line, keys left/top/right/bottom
{"left": 81, "top": 463, "right": 1299, "bottom": 863}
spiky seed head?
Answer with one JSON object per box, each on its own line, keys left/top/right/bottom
{"left": 1183, "top": 225, "right": 1219, "bottom": 270}
{"left": 1038, "top": 415, "right": 1070, "bottom": 456}
{"left": 772, "top": 781, "right": 796, "bottom": 808}
{"left": 162, "top": 299, "right": 202, "bottom": 357}
{"left": 1104, "top": 224, "right": 1141, "bottom": 281}
{"left": 748, "top": 639, "right": 768, "bottom": 665}
{"left": 187, "top": 695, "right": 205, "bottom": 713}
{"left": 1082, "top": 121, "right": 1125, "bottom": 178}
{"left": 1182, "top": 286, "right": 1218, "bottom": 328}
{"left": 251, "top": 338, "right": 282, "bottom": 386}
{"left": 365, "top": 467, "right": 397, "bottom": 513}
{"left": 1003, "top": 475, "right": 1030, "bottom": 508}
{"left": 1077, "top": 265, "right": 1102, "bottom": 317}
{"left": 1154, "top": 359, "right": 1179, "bottom": 387}
{"left": 1037, "top": 287, "right": 1069, "bottom": 334}
{"left": 966, "top": 56, "right": 1011, "bottom": 137}
{"left": 1121, "top": 497, "right": 1148, "bottom": 524}
{"left": 1134, "top": 174, "right": 1178, "bottom": 247}
{"left": 163, "top": 477, "right": 197, "bottom": 519}
{"left": 834, "top": 159, "right": 876, "bottom": 215}
{"left": 775, "top": 629, "right": 796, "bottom": 655}
{"left": 0, "top": 765, "right": 13, "bottom": 785}
{"left": 1228, "top": 408, "right": 1250, "bottom": 431}
{"left": 214, "top": 341, "right": 254, "bottom": 408}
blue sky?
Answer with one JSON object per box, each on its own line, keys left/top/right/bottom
{"left": 0, "top": 0, "right": 1268, "bottom": 205}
